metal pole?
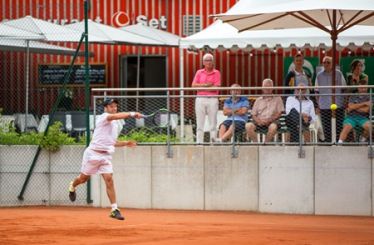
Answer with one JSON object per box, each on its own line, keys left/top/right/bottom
{"left": 25, "top": 40, "right": 30, "bottom": 132}
{"left": 18, "top": 34, "right": 85, "bottom": 201}
{"left": 166, "top": 90, "right": 173, "bottom": 158}
{"left": 298, "top": 91, "right": 305, "bottom": 158}
{"left": 231, "top": 100, "right": 238, "bottom": 158}
{"left": 136, "top": 47, "right": 141, "bottom": 111}
{"left": 331, "top": 10, "right": 337, "bottom": 143}
{"left": 179, "top": 46, "right": 185, "bottom": 142}
{"left": 84, "top": 0, "right": 93, "bottom": 204}
{"left": 369, "top": 89, "right": 373, "bottom": 158}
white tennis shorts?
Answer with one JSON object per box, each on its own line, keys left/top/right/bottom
{"left": 80, "top": 148, "right": 113, "bottom": 175}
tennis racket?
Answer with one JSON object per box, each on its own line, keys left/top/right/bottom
{"left": 141, "top": 108, "right": 171, "bottom": 127}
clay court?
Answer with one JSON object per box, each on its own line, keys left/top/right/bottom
{"left": 0, "top": 207, "right": 373, "bottom": 244}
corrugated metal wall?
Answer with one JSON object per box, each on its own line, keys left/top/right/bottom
{"left": 0, "top": 0, "right": 372, "bottom": 114}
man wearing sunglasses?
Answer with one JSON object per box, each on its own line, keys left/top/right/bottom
{"left": 315, "top": 56, "right": 347, "bottom": 144}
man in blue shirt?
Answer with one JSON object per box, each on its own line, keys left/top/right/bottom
{"left": 215, "top": 84, "right": 249, "bottom": 142}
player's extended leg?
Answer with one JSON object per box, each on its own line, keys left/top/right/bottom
{"left": 102, "top": 173, "right": 124, "bottom": 220}
{"left": 69, "top": 173, "right": 90, "bottom": 202}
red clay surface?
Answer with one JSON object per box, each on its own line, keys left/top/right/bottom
{"left": 0, "top": 207, "right": 373, "bottom": 245}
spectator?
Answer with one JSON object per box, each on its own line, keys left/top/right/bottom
{"left": 315, "top": 56, "right": 346, "bottom": 143}
{"left": 246, "top": 78, "right": 284, "bottom": 143}
{"left": 284, "top": 53, "right": 313, "bottom": 94}
{"left": 338, "top": 80, "right": 371, "bottom": 144}
{"left": 192, "top": 53, "right": 221, "bottom": 144}
{"left": 215, "top": 84, "right": 249, "bottom": 142}
{"left": 285, "top": 83, "right": 317, "bottom": 143}
{"left": 347, "top": 59, "right": 369, "bottom": 94}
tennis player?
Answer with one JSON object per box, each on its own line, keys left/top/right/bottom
{"left": 68, "top": 98, "right": 141, "bottom": 220}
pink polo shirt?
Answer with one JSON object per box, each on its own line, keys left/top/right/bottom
{"left": 192, "top": 68, "right": 221, "bottom": 96}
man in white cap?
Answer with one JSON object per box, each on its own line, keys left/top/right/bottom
{"left": 68, "top": 98, "right": 141, "bottom": 220}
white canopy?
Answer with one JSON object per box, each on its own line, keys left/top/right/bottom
{"left": 2, "top": 15, "right": 106, "bottom": 42}
{"left": 180, "top": 20, "right": 374, "bottom": 49}
{"left": 0, "top": 39, "right": 83, "bottom": 55}
{"left": 0, "top": 22, "right": 43, "bottom": 40}
{"left": 120, "top": 23, "right": 180, "bottom": 47}
{"left": 66, "top": 20, "right": 163, "bottom": 45}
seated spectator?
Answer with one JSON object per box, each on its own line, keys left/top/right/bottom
{"left": 285, "top": 83, "right": 317, "bottom": 143}
{"left": 245, "top": 78, "right": 284, "bottom": 142}
{"left": 215, "top": 84, "right": 249, "bottom": 142}
{"left": 338, "top": 80, "right": 371, "bottom": 144}
{"left": 346, "top": 59, "right": 369, "bottom": 94}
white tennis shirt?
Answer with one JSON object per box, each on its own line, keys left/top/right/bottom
{"left": 89, "top": 113, "right": 121, "bottom": 153}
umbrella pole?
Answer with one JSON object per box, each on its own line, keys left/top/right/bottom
{"left": 136, "top": 47, "right": 141, "bottom": 111}
{"left": 331, "top": 10, "right": 337, "bottom": 143}
{"left": 25, "top": 40, "right": 30, "bottom": 132}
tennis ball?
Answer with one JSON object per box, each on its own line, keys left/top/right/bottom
{"left": 330, "top": 104, "right": 337, "bottom": 110}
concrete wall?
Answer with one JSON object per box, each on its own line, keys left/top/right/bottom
{"left": 204, "top": 146, "right": 258, "bottom": 211}
{"left": 315, "top": 146, "right": 372, "bottom": 216}
{"left": 1, "top": 145, "right": 373, "bottom": 216}
{"left": 0, "top": 145, "right": 85, "bottom": 206}
{"left": 92, "top": 145, "right": 371, "bottom": 216}
{"left": 259, "top": 146, "right": 314, "bottom": 214}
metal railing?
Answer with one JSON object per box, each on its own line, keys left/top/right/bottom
{"left": 92, "top": 85, "right": 374, "bottom": 158}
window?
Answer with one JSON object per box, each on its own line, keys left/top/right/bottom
{"left": 183, "top": 15, "right": 201, "bottom": 36}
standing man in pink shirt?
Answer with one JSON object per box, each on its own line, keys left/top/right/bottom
{"left": 192, "top": 53, "right": 221, "bottom": 143}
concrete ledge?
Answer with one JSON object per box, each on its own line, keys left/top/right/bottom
{"left": 114, "top": 146, "right": 152, "bottom": 209}
{"left": 0, "top": 146, "right": 49, "bottom": 205}
{"left": 315, "top": 146, "right": 372, "bottom": 216}
{"left": 204, "top": 146, "right": 258, "bottom": 211}
{"left": 50, "top": 146, "right": 84, "bottom": 173}
{"left": 259, "top": 146, "right": 314, "bottom": 214}
{"left": 151, "top": 145, "right": 204, "bottom": 210}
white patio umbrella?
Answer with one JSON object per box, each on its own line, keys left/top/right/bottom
{"left": 0, "top": 39, "right": 84, "bottom": 55}
{"left": 215, "top": 0, "right": 374, "bottom": 144}
{"left": 0, "top": 38, "right": 87, "bottom": 131}
{"left": 2, "top": 15, "right": 107, "bottom": 42}
{"left": 66, "top": 20, "right": 163, "bottom": 45}
{"left": 1, "top": 15, "right": 104, "bottom": 131}
{"left": 0, "top": 22, "right": 43, "bottom": 40}
{"left": 67, "top": 20, "right": 180, "bottom": 110}
{"left": 121, "top": 23, "right": 180, "bottom": 47}
{"left": 215, "top": 0, "right": 374, "bottom": 87}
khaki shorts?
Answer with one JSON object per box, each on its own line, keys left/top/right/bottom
{"left": 80, "top": 148, "right": 113, "bottom": 175}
